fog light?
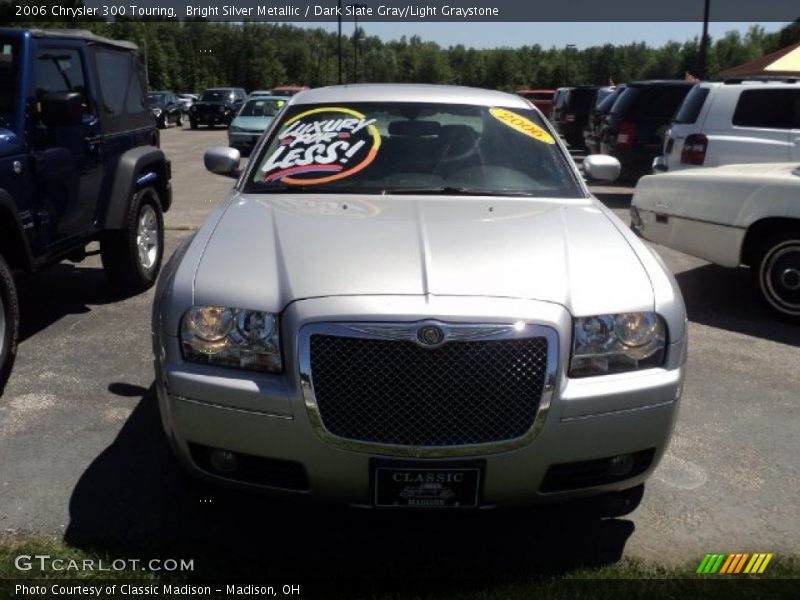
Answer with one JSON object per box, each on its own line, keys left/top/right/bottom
{"left": 209, "top": 450, "right": 239, "bottom": 473}
{"left": 608, "top": 454, "right": 635, "bottom": 477}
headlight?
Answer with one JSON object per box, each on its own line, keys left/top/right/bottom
{"left": 219, "top": 105, "right": 226, "bottom": 113}
{"left": 152, "top": 108, "right": 162, "bottom": 116}
{"left": 570, "top": 312, "right": 666, "bottom": 377}
{"left": 181, "top": 306, "right": 282, "bottom": 373}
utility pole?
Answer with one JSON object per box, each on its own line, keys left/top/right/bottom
{"left": 564, "top": 44, "right": 576, "bottom": 86}
{"left": 699, "top": 0, "right": 711, "bottom": 79}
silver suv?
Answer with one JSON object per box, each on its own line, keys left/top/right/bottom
{"left": 655, "top": 78, "right": 800, "bottom": 172}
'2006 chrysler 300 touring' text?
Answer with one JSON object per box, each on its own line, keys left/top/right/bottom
{"left": 152, "top": 85, "right": 687, "bottom": 512}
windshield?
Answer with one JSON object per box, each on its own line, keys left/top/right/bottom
{"left": 0, "top": 38, "right": 19, "bottom": 128}
{"left": 246, "top": 102, "right": 581, "bottom": 197}
{"left": 239, "top": 98, "right": 286, "bottom": 117}
{"left": 147, "top": 93, "right": 165, "bottom": 104}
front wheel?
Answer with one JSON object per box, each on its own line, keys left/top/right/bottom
{"left": 101, "top": 186, "right": 164, "bottom": 295}
{"left": 176, "top": 113, "right": 183, "bottom": 127}
{"left": 0, "top": 254, "right": 19, "bottom": 395}
{"left": 756, "top": 233, "right": 800, "bottom": 322}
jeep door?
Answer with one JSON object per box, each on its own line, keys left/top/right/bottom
{"left": 32, "top": 42, "right": 103, "bottom": 248}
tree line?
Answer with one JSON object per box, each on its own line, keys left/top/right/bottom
{"left": 6, "top": 8, "right": 800, "bottom": 93}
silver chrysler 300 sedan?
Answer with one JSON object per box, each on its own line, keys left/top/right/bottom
{"left": 152, "top": 84, "right": 687, "bottom": 512}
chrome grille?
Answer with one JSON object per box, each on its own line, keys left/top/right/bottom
{"left": 308, "top": 333, "right": 549, "bottom": 447}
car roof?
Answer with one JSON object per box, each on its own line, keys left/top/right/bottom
{"left": 292, "top": 84, "right": 531, "bottom": 108}
{"left": 20, "top": 28, "right": 139, "bottom": 51}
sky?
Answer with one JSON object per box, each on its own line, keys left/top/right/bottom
{"left": 298, "top": 21, "right": 788, "bottom": 50}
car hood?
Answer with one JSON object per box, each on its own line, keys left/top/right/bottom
{"left": 193, "top": 194, "right": 654, "bottom": 316}
{"left": 231, "top": 116, "right": 272, "bottom": 130}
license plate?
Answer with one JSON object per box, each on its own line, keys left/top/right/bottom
{"left": 373, "top": 464, "right": 482, "bottom": 508}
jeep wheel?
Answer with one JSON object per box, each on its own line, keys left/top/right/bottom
{"left": 158, "top": 115, "right": 167, "bottom": 129}
{"left": 757, "top": 233, "right": 800, "bottom": 322}
{"left": 190, "top": 120, "right": 198, "bottom": 130}
{"left": 101, "top": 186, "right": 164, "bottom": 294}
{"left": 176, "top": 113, "right": 183, "bottom": 127}
{"left": 0, "top": 254, "right": 19, "bottom": 396}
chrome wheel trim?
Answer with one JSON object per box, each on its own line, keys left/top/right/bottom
{"left": 136, "top": 202, "right": 159, "bottom": 271}
{"left": 762, "top": 241, "right": 800, "bottom": 315}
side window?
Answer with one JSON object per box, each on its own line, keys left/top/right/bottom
{"left": 93, "top": 48, "right": 147, "bottom": 117}
{"left": 35, "top": 47, "right": 88, "bottom": 111}
{"left": 732, "top": 89, "right": 794, "bottom": 129}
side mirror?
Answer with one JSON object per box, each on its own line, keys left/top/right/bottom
{"left": 583, "top": 154, "right": 621, "bottom": 183}
{"left": 40, "top": 92, "right": 82, "bottom": 128}
{"left": 204, "top": 146, "right": 241, "bottom": 178}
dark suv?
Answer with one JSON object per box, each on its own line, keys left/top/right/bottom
{"left": 189, "top": 87, "right": 246, "bottom": 129}
{"left": 0, "top": 28, "right": 172, "bottom": 393}
{"left": 597, "top": 80, "right": 697, "bottom": 179}
{"left": 549, "top": 85, "right": 599, "bottom": 149}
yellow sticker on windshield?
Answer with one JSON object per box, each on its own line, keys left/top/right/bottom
{"left": 489, "top": 107, "right": 555, "bottom": 144}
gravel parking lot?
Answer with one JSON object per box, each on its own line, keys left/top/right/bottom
{"left": 1, "top": 125, "right": 797, "bottom": 578}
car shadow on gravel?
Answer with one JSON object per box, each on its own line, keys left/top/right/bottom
{"left": 16, "top": 262, "right": 135, "bottom": 343}
{"left": 676, "top": 263, "right": 800, "bottom": 347}
{"left": 64, "top": 384, "right": 636, "bottom": 583}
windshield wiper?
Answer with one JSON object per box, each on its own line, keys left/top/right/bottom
{"left": 384, "top": 186, "right": 535, "bottom": 197}
{"left": 257, "top": 183, "right": 380, "bottom": 194}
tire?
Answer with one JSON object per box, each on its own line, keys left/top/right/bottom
{"left": 756, "top": 232, "right": 800, "bottom": 322}
{"left": 101, "top": 186, "right": 164, "bottom": 295}
{"left": 0, "top": 254, "right": 19, "bottom": 396}
{"left": 176, "top": 113, "right": 183, "bottom": 127}
{"left": 158, "top": 115, "right": 167, "bottom": 129}
{"left": 190, "top": 119, "right": 198, "bottom": 130}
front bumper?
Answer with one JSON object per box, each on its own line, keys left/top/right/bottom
{"left": 228, "top": 131, "right": 262, "bottom": 150}
{"left": 154, "top": 296, "right": 685, "bottom": 507}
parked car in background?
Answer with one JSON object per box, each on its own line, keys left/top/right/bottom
{"left": 189, "top": 87, "right": 247, "bottom": 129}
{"left": 177, "top": 93, "right": 197, "bottom": 113}
{"left": 516, "top": 89, "right": 556, "bottom": 115}
{"left": 248, "top": 90, "right": 274, "bottom": 98}
{"left": 598, "top": 80, "right": 697, "bottom": 180}
{"left": 584, "top": 85, "right": 627, "bottom": 154}
{"left": 270, "top": 85, "right": 309, "bottom": 96}
{"left": 550, "top": 85, "right": 600, "bottom": 149}
{"left": 654, "top": 79, "right": 800, "bottom": 173}
{"left": 227, "top": 96, "right": 287, "bottom": 156}
{"left": 147, "top": 91, "right": 183, "bottom": 128}
{"left": 632, "top": 162, "right": 800, "bottom": 321}
{"left": 0, "top": 28, "right": 172, "bottom": 393}
{"left": 153, "top": 84, "right": 686, "bottom": 514}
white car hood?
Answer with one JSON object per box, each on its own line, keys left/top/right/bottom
{"left": 193, "top": 194, "right": 654, "bottom": 316}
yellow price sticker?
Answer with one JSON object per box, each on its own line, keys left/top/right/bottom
{"left": 489, "top": 107, "right": 555, "bottom": 144}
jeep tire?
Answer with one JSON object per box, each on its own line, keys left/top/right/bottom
{"left": 190, "top": 119, "right": 197, "bottom": 130}
{"left": 757, "top": 232, "right": 800, "bottom": 322}
{"left": 0, "top": 254, "right": 19, "bottom": 396}
{"left": 101, "top": 186, "right": 164, "bottom": 294}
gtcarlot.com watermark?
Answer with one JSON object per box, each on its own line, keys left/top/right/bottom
{"left": 14, "top": 554, "right": 194, "bottom": 573}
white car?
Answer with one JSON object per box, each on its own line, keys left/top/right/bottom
{"left": 655, "top": 80, "right": 800, "bottom": 173}
{"left": 152, "top": 84, "right": 687, "bottom": 512}
{"left": 632, "top": 162, "right": 800, "bottom": 320}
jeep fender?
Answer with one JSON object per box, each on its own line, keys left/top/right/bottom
{"left": 0, "top": 189, "right": 34, "bottom": 274}
{"left": 103, "top": 146, "right": 172, "bottom": 230}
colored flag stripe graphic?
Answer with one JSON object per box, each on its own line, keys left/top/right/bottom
{"left": 697, "top": 553, "right": 774, "bottom": 574}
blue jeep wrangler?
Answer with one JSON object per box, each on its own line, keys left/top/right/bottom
{"left": 0, "top": 28, "right": 172, "bottom": 393}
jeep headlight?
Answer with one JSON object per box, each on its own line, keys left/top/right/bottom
{"left": 570, "top": 312, "right": 666, "bottom": 377}
{"left": 181, "top": 306, "right": 282, "bottom": 373}
{"left": 152, "top": 108, "right": 162, "bottom": 117}
{"left": 219, "top": 105, "right": 226, "bottom": 113}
